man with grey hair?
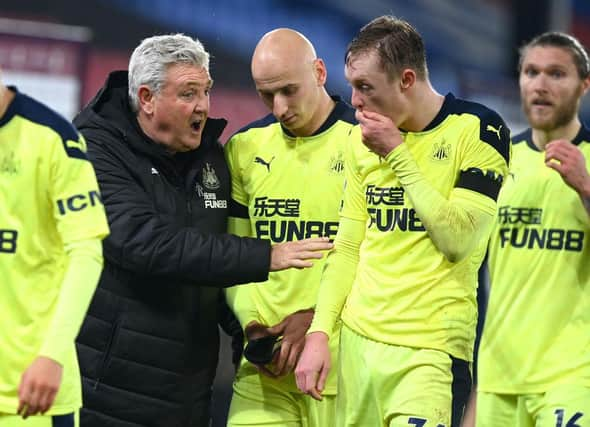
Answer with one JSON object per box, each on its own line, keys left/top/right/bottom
{"left": 73, "top": 33, "right": 332, "bottom": 427}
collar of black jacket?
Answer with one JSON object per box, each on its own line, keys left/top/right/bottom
{"left": 74, "top": 70, "right": 227, "bottom": 159}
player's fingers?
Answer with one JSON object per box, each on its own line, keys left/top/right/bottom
{"left": 545, "top": 149, "right": 563, "bottom": 164}
{"left": 285, "top": 256, "right": 316, "bottom": 268}
{"left": 298, "top": 251, "right": 325, "bottom": 261}
{"left": 17, "top": 373, "right": 28, "bottom": 415}
{"left": 360, "top": 126, "right": 377, "bottom": 144}
{"left": 299, "top": 239, "right": 333, "bottom": 251}
{"left": 295, "top": 375, "right": 304, "bottom": 391}
{"left": 309, "top": 389, "right": 323, "bottom": 401}
{"left": 37, "top": 389, "right": 50, "bottom": 415}
{"left": 28, "top": 382, "right": 46, "bottom": 417}
{"left": 274, "top": 342, "right": 290, "bottom": 375}
{"left": 294, "top": 260, "right": 314, "bottom": 269}
{"left": 317, "top": 363, "right": 330, "bottom": 393}
{"left": 25, "top": 404, "right": 39, "bottom": 419}
{"left": 545, "top": 160, "right": 564, "bottom": 174}
{"left": 295, "top": 358, "right": 312, "bottom": 391}
{"left": 354, "top": 110, "right": 366, "bottom": 123}
{"left": 295, "top": 249, "right": 328, "bottom": 260}
{"left": 18, "top": 378, "right": 33, "bottom": 417}
{"left": 39, "top": 387, "right": 58, "bottom": 414}
{"left": 17, "top": 401, "right": 27, "bottom": 417}
{"left": 545, "top": 147, "right": 564, "bottom": 164}
{"left": 283, "top": 345, "right": 301, "bottom": 376}
{"left": 359, "top": 123, "right": 373, "bottom": 137}
{"left": 360, "top": 109, "right": 388, "bottom": 123}
{"left": 307, "top": 383, "right": 323, "bottom": 401}
{"left": 23, "top": 389, "right": 40, "bottom": 418}
{"left": 359, "top": 109, "right": 386, "bottom": 122}
{"left": 296, "top": 365, "right": 323, "bottom": 399}
{"left": 545, "top": 153, "right": 560, "bottom": 164}
{"left": 266, "top": 321, "right": 285, "bottom": 337}
{"left": 277, "top": 345, "right": 299, "bottom": 377}
{"left": 298, "top": 237, "right": 331, "bottom": 244}
{"left": 545, "top": 144, "right": 570, "bottom": 161}
{"left": 294, "top": 366, "right": 308, "bottom": 392}
{"left": 17, "top": 392, "right": 27, "bottom": 415}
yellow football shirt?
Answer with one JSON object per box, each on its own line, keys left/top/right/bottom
{"left": 225, "top": 98, "right": 356, "bottom": 393}
{"left": 313, "top": 93, "right": 510, "bottom": 361}
{"left": 479, "top": 127, "right": 590, "bottom": 393}
{"left": 0, "top": 89, "right": 110, "bottom": 414}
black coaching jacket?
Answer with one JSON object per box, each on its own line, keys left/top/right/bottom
{"left": 73, "top": 71, "right": 270, "bottom": 427}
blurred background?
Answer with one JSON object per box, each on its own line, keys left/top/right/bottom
{"left": 1, "top": 0, "right": 588, "bottom": 425}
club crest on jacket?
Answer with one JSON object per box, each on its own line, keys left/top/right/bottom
{"left": 202, "top": 162, "right": 220, "bottom": 190}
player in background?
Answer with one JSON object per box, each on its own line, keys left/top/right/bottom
{"left": 295, "top": 15, "right": 510, "bottom": 427}
{"left": 475, "top": 32, "right": 590, "bottom": 427}
{"left": 224, "top": 28, "right": 356, "bottom": 426}
{"left": 0, "top": 66, "right": 109, "bottom": 426}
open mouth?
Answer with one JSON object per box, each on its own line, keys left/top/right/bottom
{"left": 531, "top": 99, "right": 552, "bottom": 107}
{"left": 191, "top": 119, "right": 203, "bottom": 132}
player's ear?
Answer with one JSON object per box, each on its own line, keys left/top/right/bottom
{"left": 400, "top": 69, "right": 416, "bottom": 91}
{"left": 581, "top": 76, "right": 590, "bottom": 96}
{"left": 313, "top": 58, "right": 328, "bottom": 86}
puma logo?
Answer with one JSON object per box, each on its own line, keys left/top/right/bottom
{"left": 486, "top": 124, "right": 503, "bottom": 139}
{"left": 254, "top": 156, "right": 275, "bottom": 172}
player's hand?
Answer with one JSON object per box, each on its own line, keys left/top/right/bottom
{"left": 244, "top": 321, "right": 279, "bottom": 378}
{"left": 294, "top": 331, "right": 331, "bottom": 401}
{"left": 17, "top": 356, "right": 63, "bottom": 418}
{"left": 545, "top": 139, "right": 590, "bottom": 197}
{"left": 355, "top": 110, "right": 404, "bottom": 157}
{"left": 270, "top": 237, "right": 333, "bottom": 271}
{"left": 267, "top": 309, "right": 314, "bottom": 377}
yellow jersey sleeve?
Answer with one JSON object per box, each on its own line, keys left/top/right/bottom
{"left": 386, "top": 143, "right": 498, "bottom": 262}
{"left": 50, "top": 132, "right": 110, "bottom": 243}
{"left": 311, "top": 131, "right": 366, "bottom": 334}
{"left": 308, "top": 215, "right": 365, "bottom": 335}
{"left": 456, "top": 113, "right": 511, "bottom": 203}
{"left": 340, "top": 126, "right": 369, "bottom": 222}
{"left": 39, "top": 238, "right": 103, "bottom": 365}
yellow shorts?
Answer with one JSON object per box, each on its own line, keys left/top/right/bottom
{"left": 227, "top": 364, "right": 336, "bottom": 427}
{"left": 338, "top": 324, "right": 471, "bottom": 427}
{"left": 476, "top": 385, "right": 590, "bottom": 427}
{"left": 0, "top": 412, "right": 78, "bottom": 427}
